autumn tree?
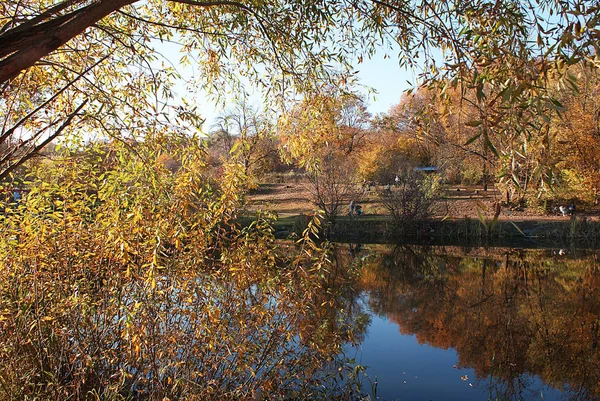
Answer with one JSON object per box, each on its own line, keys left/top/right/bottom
{"left": 0, "top": 136, "right": 374, "bottom": 399}
{"left": 356, "top": 133, "right": 424, "bottom": 184}
{"left": 279, "top": 92, "right": 366, "bottom": 221}
{"left": 396, "top": 78, "right": 555, "bottom": 205}
{"left": 336, "top": 94, "right": 372, "bottom": 155}
{"left": 355, "top": 89, "right": 439, "bottom": 185}
{"left": 379, "top": 89, "right": 442, "bottom": 166}
{"left": 2, "top": 0, "right": 600, "bottom": 182}
{"left": 551, "top": 64, "right": 600, "bottom": 202}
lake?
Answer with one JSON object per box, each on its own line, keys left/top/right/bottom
{"left": 346, "top": 244, "right": 600, "bottom": 401}
{"left": 3, "top": 238, "right": 599, "bottom": 400}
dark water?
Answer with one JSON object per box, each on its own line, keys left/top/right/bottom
{"left": 346, "top": 245, "right": 600, "bottom": 401}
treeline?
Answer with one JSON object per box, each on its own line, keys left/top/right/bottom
{"left": 6, "top": 63, "right": 599, "bottom": 217}
{"left": 202, "top": 62, "right": 600, "bottom": 213}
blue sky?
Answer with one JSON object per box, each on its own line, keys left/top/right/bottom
{"left": 156, "top": 41, "right": 415, "bottom": 131}
{"left": 354, "top": 49, "right": 416, "bottom": 116}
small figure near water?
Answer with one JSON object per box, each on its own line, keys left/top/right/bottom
{"left": 558, "top": 203, "right": 575, "bottom": 216}
{"left": 355, "top": 204, "right": 363, "bottom": 216}
{"left": 348, "top": 201, "right": 363, "bottom": 216}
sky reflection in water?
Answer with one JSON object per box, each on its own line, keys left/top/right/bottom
{"left": 346, "top": 245, "right": 600, "bottom": 401}
{"left": 356, "top": 302, "right": 561, "bottom": 401}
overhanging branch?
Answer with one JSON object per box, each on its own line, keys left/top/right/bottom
{"left": 0, "top": 0, "right": 137, "bottom": 85}
{"left": 0, "top": 100, "right": 89, "bottom": 181}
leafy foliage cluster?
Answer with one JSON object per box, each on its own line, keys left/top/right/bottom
{"left": 0, "top": 138, "right": 368, "bottom": 400}
{"left": 2, "top": 0, "right": 600, "bottom": 182}
{"left": 359, "top": 62, "right": 600, "bottom": 208}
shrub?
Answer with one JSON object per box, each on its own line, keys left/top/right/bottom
{"left": 0, "top": 138, "right": 367, "bottom": 400}
{"left": 380, "top": 173, "right": 441, "bottom": 226}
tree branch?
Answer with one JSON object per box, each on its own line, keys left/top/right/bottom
{"left": 0, "top": 54, "right": 110, "bottom": 148}
{"left": 0, "top": 0, "right": 137, "bottom": 85}
{"left": 167, "top": 0, "right": 250, "bottom": 7}
{"left": 0, "top": 1, "right": 86, "bottom": 35}
{"left": 0, "top": 100, "right": 88, "bottom": 181}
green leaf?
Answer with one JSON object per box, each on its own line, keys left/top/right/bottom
{"left": 464, "top": 133, "right": 482, "bottom": 146}
{"left": 500, "top": 86, "right": 514, "bottom": 103}
{"left": 547, "top": 98, "right": 566, "bottom": 111}
{"left": 477, "top": 209, "right": 487, "bottom": 228}
{"left": 476, "top": 85, "right": 485, "bottom": 102}
{"left": 484, "top": 135, "right": 499, "bottom": 158}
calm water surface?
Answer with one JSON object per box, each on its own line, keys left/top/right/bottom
{"left": 347, "top": 245, "right": 600, "bottom": 401}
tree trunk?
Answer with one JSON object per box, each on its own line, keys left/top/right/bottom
{"left": 0, "top": 0, "right": 138, "bottom": 85}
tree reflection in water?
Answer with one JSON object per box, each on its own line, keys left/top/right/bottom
{"left": 4, "top": 221, "right": 600, "bottom": 401}
{"left": 357, "top": 245, "right": 600, "bottom": 401}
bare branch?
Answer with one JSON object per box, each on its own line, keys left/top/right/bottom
{"left": 0, "top": 100, "right": 88, "bottom": 181}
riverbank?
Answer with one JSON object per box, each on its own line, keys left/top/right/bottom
{"left": 255, "top": 214, "right": 600, "bottom": 247}
{"left": 247, "top": 182, "right": 600, "bottom": 221}
{"left": 245, "top": 182, "right": 600, "bottom": 247}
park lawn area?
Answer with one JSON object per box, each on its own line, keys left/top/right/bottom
{"left": 246, "top": 182, "right": 600, "bottom": 222}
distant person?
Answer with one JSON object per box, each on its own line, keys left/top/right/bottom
{"left": 559, "top": 203, "right": 575, "bottom": 216}
{"left": 349, "top": 200, "right": 355, "bottom": 216}
{"left": 12, "top": 188, "right": 21, "bottom": 204}
{"left": 355, "top": 204, "right": 363, "bottom": 216}
{"left": 394, "top": 175, "right": 399, "bottom": 186}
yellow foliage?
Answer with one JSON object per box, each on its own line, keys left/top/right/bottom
{"left": 0, "top": 136, "right": 366, "bottom": 399}
{"left": 356, "top": 136, "right": 422, "bottom": 182}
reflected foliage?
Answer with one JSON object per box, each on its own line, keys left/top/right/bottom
{"left": 359, "top": 245, "right": 600, "bottom": 400}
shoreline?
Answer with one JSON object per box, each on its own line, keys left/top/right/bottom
{"left": 241, "top": 214, "right": 600, "bottom": 249}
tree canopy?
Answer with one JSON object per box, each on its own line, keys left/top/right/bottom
{"left": 1, "top": 0, "right": 599, "bottom": 179}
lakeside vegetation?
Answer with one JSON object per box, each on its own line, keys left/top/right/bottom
{"left": 2, "top": 1, "right": 600, "bottom": 399}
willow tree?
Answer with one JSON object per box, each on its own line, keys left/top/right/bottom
{"left": 1, "top": 0, "right": 600, "bottom": 180}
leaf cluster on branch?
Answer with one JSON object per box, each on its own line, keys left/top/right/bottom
{"left": 1, "top": 0, "right": 599, "bottom": 180}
